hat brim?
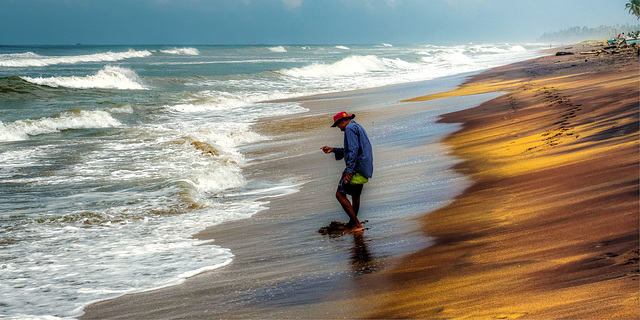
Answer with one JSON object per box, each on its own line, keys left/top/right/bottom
{"left": 331, "top": 114, "right": 355, "bottom": 127}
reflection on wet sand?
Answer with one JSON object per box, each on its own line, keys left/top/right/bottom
{"left": 349, "top": 232, "right": 379, "bottom": 275}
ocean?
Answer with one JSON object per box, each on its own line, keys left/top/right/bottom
{"left": 0, "top": 43, "right": 546, "bottom": 319}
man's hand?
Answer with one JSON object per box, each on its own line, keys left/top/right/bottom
{"left": 343, "top": 172, "right": 354, "bottom": 183}
{"left": 321, "top": 146, "right": 334, "bottom": 154}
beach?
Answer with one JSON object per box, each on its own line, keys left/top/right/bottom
{"left": 2, "top": 0, "right": 639, "bottom": 316}
{"left": 1, "top": 44, "right": 548, "bottom": 318}
{"left": 80, "top": 72, "right": 486, "bottom": 319}
{"left": 80, "top": 42, "right": 639, "bottom": 319}
{"left": 354, "top": 43, "right": 640, "bottom": 318}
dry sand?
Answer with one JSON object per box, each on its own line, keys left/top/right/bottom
{"left": 82, "top": 42, "right": 639, "bottom": 319}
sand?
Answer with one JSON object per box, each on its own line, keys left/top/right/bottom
{"left": 81, "top": 73, "right": 485, "bottom": 319}
{"left": 81, "top": 42, "right": 639, "bottom": 319}
{"left": 352, "top": 42, "right": 640, "bottom": 319}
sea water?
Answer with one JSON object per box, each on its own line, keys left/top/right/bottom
{"left": 0, "top": 43, "right": 546, "bottom": 319}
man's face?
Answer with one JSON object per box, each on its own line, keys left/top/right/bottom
{"left": 336, "top": 119, "right": 350, "bottom": 131}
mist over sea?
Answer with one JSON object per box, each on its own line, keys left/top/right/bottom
{"left": 0, "top": 43, "right": 546, "bottom": 319}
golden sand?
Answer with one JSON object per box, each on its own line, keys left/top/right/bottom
{"left": 361, "top": 43, "right": 639, "bottom": 319}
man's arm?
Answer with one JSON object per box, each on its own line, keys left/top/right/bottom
{"left": 321, "top": 146, "right": 333, "bottom": 154}
{"left": 321, "top": 146, "right": 345, "bottom": 160}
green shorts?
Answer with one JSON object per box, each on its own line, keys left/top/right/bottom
{"left": 337, "top": 172, "right": 367, "bottom": 196}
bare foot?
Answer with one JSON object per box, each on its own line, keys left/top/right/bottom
{"left": 343, "top": 225, "right": 364, "bottom": 235}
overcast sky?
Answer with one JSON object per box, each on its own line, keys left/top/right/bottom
{"left": 1, "top": 0, "right": 637, "bottom": 45}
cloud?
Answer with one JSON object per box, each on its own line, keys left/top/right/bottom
{"left": 281, "top": 0, "right": 302, "bottom": 9}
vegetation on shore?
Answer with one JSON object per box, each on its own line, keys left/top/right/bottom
{"left": 539, "top": 23, "right": 640, "bottom": 43}
{"left": 627, "top": 0, "right": 640, "bottom": 20}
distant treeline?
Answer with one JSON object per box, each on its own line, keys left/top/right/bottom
{"left": 539, "top": 23, "right": 640, "bottom": 43}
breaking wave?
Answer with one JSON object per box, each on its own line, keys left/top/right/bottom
{"left": 279, "top": 55, "right": 417, "bottom": 78}
{"left": 267, "top": 46, "right": 287, "bottom": 53}
{"left": 418, "top": 51, "right": 475, "bottom": 66}
{"left": 158, "top": 47, "right": 200, "bottom": 55}
{"left": 22, "top": 66, "right": 146, "bottom": 90}
{"left": 0, "top": 110, "right": 122, "bottom": 141}
{"left": 0, "top": 76, "right": 60, "bottom": 97}
{"left": 0, "top": 49, "right": 152, "bottom": 67}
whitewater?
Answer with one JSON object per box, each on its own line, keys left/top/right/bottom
{"left": 0, "top": 43, "right": 548, "bottom": 319}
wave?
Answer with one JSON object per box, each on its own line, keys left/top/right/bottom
{"left": 466, "top": 44, "right": 528, "bottom": 54}
{"left": 419, "top": 51, "right": 475, "bottom": 66}
{"left": 0, "top": 52, "right": 41, "bottom": 60}
{"left": 0, "top": 109, "right": 122, "bottom": 142}
{"left": 334, "top": 45, "right": 350, "bottom": 50}
{"left": 22, "top": 66, "right": 147, "bottom": 90}
{"left": 158, "top": 47, "right": 200, "bottom": 55}
{"left": 0, "top": 49, "right": 152, "bottom": 67}
{"left": 509, "top": 45, "right": 527, "bottom": 52}
{"left": 279, "top": 55, "right": 417, "bottom": 78}
{"left": 167, "top": 96, "right": 250, "bottom": 113}
{"left": 415, "top": 43, "right": 529, "bottom": 67}
{"left": 267, "top": 46, "right": 287, "bottom": 53}
{"left": 0, "top": 76, "right": 59, "bottom": 97}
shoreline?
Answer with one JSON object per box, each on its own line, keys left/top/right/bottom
{"left": 81, "top": 72, "right": 494, "bottom": 319}
{"left": 80, "top": 42, "right": 639, "bottom": 319}
{"left": 355, "top": 42, "right": 639, "bottom": 318}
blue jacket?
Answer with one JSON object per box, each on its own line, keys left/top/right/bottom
{"left": 333, "top": 121, "right": 373, "bottom": 178}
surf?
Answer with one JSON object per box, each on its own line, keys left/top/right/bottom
{"left": 21, "top": 66, "right": 147, "bottom": 90}
{"left": 158, "top": 47, "right": 200, "bottom": 55}
{"left": 0, "top": 49, "right": 152, "bottom": 67}
{"left": 278, "top": 55, "right": 409, "bottom": 78}
{"left": 0, "top": 109, "right": 122, "bottom": 142}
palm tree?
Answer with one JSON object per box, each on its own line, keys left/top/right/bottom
{"left": 626, "top": 0, "right": 640, "bottom": 20}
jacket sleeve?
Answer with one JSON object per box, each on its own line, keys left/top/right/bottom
{"left": 333, "top": 147, "right": 344, "bottom": 161}
{"left": 343, "top": 127, "right": 359, "bottom": 173}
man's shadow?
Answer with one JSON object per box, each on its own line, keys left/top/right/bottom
{"left": 349, "top": 232, "right": 379, "bottom": 274}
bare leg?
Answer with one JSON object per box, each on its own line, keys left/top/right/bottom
{"left": 352, "top": 194, "right": 361, "bottom": 217}
{"left": 336, "top": 191, "right": 363, "bottom": 233}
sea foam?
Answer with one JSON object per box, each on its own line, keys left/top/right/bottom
{"left": 0, "top": 110, "right": 122, "bottom": 142}
{"left": 159, "top": 47, "right": 200, "bottom": 55}
{"left": 0, "top": 49, "right": 152, "bottom": 67}
{"left": 419, "top": 51, "right": 475, "bottom": 66}
{"left": 22, "top": 66, "right": 147, "bottom": 90}
{"left": 279, "top": 55, "right": 416, "bottom": 78}
{"left": 267, "top": 46, "right": 287, "bottom": 53}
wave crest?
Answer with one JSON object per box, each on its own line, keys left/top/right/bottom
{"left": 158, "top": 47, "right": 200, "bottom": 55}
{"left": 267, "top": 46, "right": 287, "bottom": 53}
{"left": 419, "top": 51, "right": 475, "bottom": 66}
{"left": 22, "top": 66, "right": 146, "bottom": 90}
{"left": 0, "top": 49, "right": 152, "bottom": 67}
{"left": 0, "top": 110, "right": 122, "bottom": 142}
{"left": 279, "top": 55, "right": 416, "bottom": 78}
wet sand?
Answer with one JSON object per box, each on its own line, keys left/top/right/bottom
{"left": 81, "top": 73, "right": 493, "bottom": 319}
{"left": 353, "top": 42, "right": 640, "bottom": 319}
{"left": 82, "top": 42, "right": 639, "bottom": 319}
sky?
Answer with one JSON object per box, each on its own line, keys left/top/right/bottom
{"left": 0, "top": 0, "right": 637, "bottom": 45}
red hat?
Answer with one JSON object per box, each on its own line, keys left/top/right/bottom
{"left": 331, "top": 111, "right": 355, "bottom": 127}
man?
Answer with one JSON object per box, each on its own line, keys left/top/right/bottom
{"left": 321, "top": 111, "right": 373, "bottom": 234}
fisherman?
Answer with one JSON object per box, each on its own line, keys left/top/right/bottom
{"left": 321, "top": 111, "right": 373, "bottom": 234}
